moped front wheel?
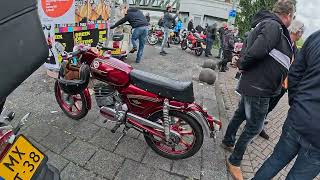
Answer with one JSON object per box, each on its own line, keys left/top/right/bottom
{"left": 144, "top": 110, "right": 203, "bottom": 160}
{"left": 54, "top": 81, "right": 88, "bottom": 120}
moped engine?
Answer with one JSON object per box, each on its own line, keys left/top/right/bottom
{"left": 93, "top": 83, "right": 116, "bottom": 108}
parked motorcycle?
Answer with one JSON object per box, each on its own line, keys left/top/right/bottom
{"left": 54, "top": 43, "right": 222, "bottom": 160}
{"left": 181, "top": 31, "right": 206, "bottom": 56}
{"left": 0, "top": 109, "right": 60, "bottom": 180}
{"left": 147, "top": 26, "right": 164, "bottom": 45}
{"left": 103, "top": 34, "right": 128, "bottom": 61}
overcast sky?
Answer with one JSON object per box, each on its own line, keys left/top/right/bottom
{"left": 296, "top": 0, "right": 320, "bottom": 39}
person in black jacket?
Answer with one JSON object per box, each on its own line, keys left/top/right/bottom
{"left": 216, "top": 22, "right": 227, "bottom": 58}
{"left": 254, "top": 30, "right": 320, "bottom": 180}
{"left": 217, "top": 28, "right": 235, "bottom": 72}
{"left": 205, "top": 23, "right": 217, "bottom": 57}
{"left": 221, "top": 1, "right": 295, "bottom": 179}
{"left": 110, "top": 4, "right": 149, "bottom": 63}
{"left": 187, "top": 19, "right": 194, "bottom": 31}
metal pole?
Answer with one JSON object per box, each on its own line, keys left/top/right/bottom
{"left": 232, "top": 0, "right": 237, "bottom": 10}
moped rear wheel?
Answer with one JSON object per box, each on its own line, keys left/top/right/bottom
{"left": 147, "top": 33, "right": 159, "bottom": 45}
{"left": 54, "top": 81, "right": 88, "bottom": 120}
{"left": 144, "top": 111, "right": 203, "bottom": 160}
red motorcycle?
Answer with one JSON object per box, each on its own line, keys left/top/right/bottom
{"left": 0, "top": 110, "right": 60, "bottom": 180}
{"left": 147, "top": 26, "right": 164, "bottom": 45}
{"left": 181, "top": 31, "right": 206, "bottom": 56}
{"left": 54, "top": 43, "right": 222, "bottom": 159}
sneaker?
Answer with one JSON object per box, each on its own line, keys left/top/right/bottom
{"left": 160, "top": 51, "right": 166, "bottom": 56}
{"left": 226, "top": 159, "right": 244, "bottom": 180}
{"left": 220, "top": 142, "right": 235, "bottom": 153}
{"left": 130, "top": 48, "right": 137, "bottom": 53}
{"left": 259, "top": 130, "right": 270, "bottom": 140}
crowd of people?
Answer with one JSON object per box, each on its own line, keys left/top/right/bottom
{"left": 220, "top": 0, "right": 320, "bottom": 179}
{"left": 109, "top": 2, "right": 320, "bottom": 179}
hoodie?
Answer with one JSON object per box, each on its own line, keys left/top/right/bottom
{"left": 237, "top": 10, "right": 293, "bottom": 97}
{"left": 111, "top": 8, "right": 149, "bottom": 29}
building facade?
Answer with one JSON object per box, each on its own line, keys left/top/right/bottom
{"left": 179, "top": 0, "right": 234, "bottom": 27}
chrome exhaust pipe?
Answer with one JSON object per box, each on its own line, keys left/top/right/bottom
{"left": 100, "top": 106, "right": 164, "bottom": 131}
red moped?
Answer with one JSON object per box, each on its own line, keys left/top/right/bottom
{"left": 54, "top": 43, "right": 221, "bottom": 159}
{"left": 181, "top": 31, "right": 206, "bottom": 56}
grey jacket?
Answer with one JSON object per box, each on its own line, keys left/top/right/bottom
{"left": 163, "top": 12, "right": 178, "bottom": 29}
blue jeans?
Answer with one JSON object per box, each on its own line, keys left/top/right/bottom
{"left": 223, "top": 95, "right": 270, "bottom": 166}
{"left": 253, "top": 124, "right": 320, "bottom": 180}
{"left": 131, "top": 26, "right": 148, "bottom": 63}
{"left": 205, "top": 38, "right": 213, "bottom": 56}
{"left": 161, "top": 27, "right": 170, "bottom": 52}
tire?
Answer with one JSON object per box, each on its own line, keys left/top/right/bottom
{"left": 144, "top": 110, "right": 204, "bottom": 160}
{"left": 174, "top": 36, "right": 180, "bottom": 44}
{"left": 195, "top": 47, "right": 203, "bottom": 56}
{"left": 147, "top": 33, "right": 159, "bottom": 45}
{"left": 181, "top": 40, "right": 188, "bottom": 50}
{"left": 54, "top": 81, "right": 88, "bottom": 120}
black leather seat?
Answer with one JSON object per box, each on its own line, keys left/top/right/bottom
{"left": 130, "top": 70, "right": 195, "bottom": 103}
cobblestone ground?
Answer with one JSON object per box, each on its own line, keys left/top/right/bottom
{"left": 217, "top": 67, "right": 320, "bottom": 180}
{"left": 4, "top": 45, "right": 229, "bottom": 180}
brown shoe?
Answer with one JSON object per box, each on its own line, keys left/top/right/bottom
{"left": 129, "top": 48, "right": 137, "bottom": 53}
{"left": 226, "top": 160, "right": 243, "bottom": 180}
{"left": 221, "top": 142, "right": 235, "bottom": 153}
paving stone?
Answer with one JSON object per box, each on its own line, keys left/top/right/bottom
{"left": 172, "top": 151, "right": 202, "bottom": 179}
{"left": 142, "top": 148, "right": 173, "bottom": 171}
{"left": 61, "top": 162, "right": 97, "bottom": 180}
{"left": 46, "top": 150, "right": 69, "bottom": 172}
{"left": 24, "top": 122, "right": 52, "bottom": 142}
{"left": 41, "top": 127, "right": 75, "bottom": 154}
{"left": 61, "top": 139, "right": 97, "bottom": 166}
{"left": 89, "top": 129, "right": 122, "bottom": 152}
{"left": 27, "top": 137, "right": 47, "bottom": 152}
{"left": 49, "top": 115, "right": 79, "bottom": 131}
{"left": 70, "top": 120, "right": 101, "bottom": 141}
{"left": 115, "top": 159, "right": 155, "bottom": 180}
{"left": 114, "top": 136, "right": 148, "bottom": 162}
{"left": 151, "top": 169, "right": 185, "bottom": 180}
{"left": 202, "top": 147, "right": 228, "bottom": 180}
{"left": 86, "top": 149, "right": 124, "bottom": 179}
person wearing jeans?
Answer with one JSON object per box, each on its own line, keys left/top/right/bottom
{"left": 160, "top": 5, "right": 178, "bottom": 56}
{"left": 222, "top": 95, "right": 270, "bottom": 166}
{"left": 110, "top": 3, "right": 149, "bottom": 63}
{"left": 253, "top": 29, "right": 320, "bottom": 180}
{"left": 131, "top": 26, "right": 148, "bottom": 63}
{"left": 221, "top": 2, "right": 295, "bottom": 179}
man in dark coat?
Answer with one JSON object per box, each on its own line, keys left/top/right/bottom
{"left": 187, "top": 19, "right": 194, "bottom": 31}
{"left": 205, "top": 23, "right": 217, "bottom": 57}
{"left": 216, "top": 22, "right": 227, "bottom": 58}
{"left": 110, "top": 4, "right": 149, "bottom": 63}
{"left": 221, "top": 1, "right": 295, "bottom": 179}
{"left": 253, "top": 26, "right": 320, "bottom": 180}
{"left": 217, "top": 28, "right": 235, "bottom": 72}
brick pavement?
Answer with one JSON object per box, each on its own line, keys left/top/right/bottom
{"left": 217, "top": 66, "right": 320, "bottom": 180}
{"left": 5, "top": 45, "right": 229, "bottom": 180}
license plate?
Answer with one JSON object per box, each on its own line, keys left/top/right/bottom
{"left": 111, "top": 48, "right": 121, "bottom": 55}
{"left": 0, "top": 135, "right": 46, "bottom": 180}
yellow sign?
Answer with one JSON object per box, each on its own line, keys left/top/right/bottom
{"left": 111, "top": 48, "right": 121, "bottom": 55}
{"left": 0, "top": 135, "right": 45, "bottom": 180}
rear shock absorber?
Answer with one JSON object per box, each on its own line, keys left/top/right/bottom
{"left": 163, "top": 99, "right": 170, "bottom": 141}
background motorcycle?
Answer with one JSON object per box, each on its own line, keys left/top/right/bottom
{"left": 0, "top": 109, "right": 60, "bottom": 180}
{"left": 54, "top": 43, "right": 222, "bottom": 160}
{"left": 147, "top": 26, "right": 164, "bottom": 45}
{"left": 181, "top": 31, "right": 206, "bottom": 56}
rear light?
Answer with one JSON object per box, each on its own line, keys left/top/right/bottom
{"left": 113, "top": 41, "right": 120, "bottom": 48}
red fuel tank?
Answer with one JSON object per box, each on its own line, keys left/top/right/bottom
{"left": 91, "top": 57, "right": 133, "bottom": 87}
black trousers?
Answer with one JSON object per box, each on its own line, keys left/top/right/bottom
{"left": 219, "top": 50, "right": 232, "bottom": 71}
